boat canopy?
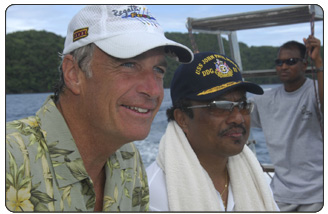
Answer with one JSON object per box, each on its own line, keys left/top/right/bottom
{"left": 187, "top": 5, "right": 323, "bottom": 77}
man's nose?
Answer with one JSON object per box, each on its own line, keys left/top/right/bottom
{"left": 137, "top": 70, "right": 163, "bottom": 99}
{"left": 226, "top": 106, "right": 245, "bottom": 125}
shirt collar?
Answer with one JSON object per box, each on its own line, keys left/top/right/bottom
{"left": 36, "top": 96, "right": 133, "bottom": 189}
{"left": 37, "top": 96, "right": 89, "bottom": 188}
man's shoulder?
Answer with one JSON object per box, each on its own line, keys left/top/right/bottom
{"left": 117, "top": 142, "right": 140, "bottom": 159}
{"left": 6, "top": 115, "right": 44, "bottom": 162}
{"left": 6, "top": 95, "right": 55, "bottom": 135}
{"left": 110, "top": 142, "right": 145, "bottom": 170}
{"left": 6, "top": 116, "right": 41, "bottom": 137}
{"left": 262, "top": 86, "right": 281, "bottom": 96}
{"left": 146, "top": 161, "right": 161, "bottom": 179}
{"left": 146, "top": 161, "right": 169, "bottom": 211}
{"left": 252, "top": 86, "right": 281, "bottom": 101}
{"left": 146, "top": 161, "right": 166, "bottom": 188}
{"left": 119, "top": 142, "right": 138, "bottom": 151}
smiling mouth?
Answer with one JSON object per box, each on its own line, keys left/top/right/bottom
{"left": 122, "top": 105, "right": 150, "bottom": 113}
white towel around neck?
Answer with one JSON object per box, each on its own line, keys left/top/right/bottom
{"left": 156, "top": 121, "right": 278, "bottom": 211}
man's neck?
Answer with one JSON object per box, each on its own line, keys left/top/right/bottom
{"left": 55, "top": 98, "right": 122, "bottom": 179}
{"left": 93, "top": 167, "right": 106, "bottom": 211}
{"left": 283, "top": 77, "right": 306, "bottom": 92}
{"left": 198, "top": 154, "right": 229, "bottom": 209}
{"left": 198, "top": 154, "right": 229, "bottom": 186}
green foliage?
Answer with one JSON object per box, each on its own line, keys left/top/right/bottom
{"left": 163, "top": 32, "right": 231, "bottom": 88}
{"left": 163, "top": 32, "right": 281, "bottom": 87}
{"left": 6, "top": 30, "right": 64, "bottom": 93}
{"left": 6, "top": 30, "right": 322, "bottom": 93}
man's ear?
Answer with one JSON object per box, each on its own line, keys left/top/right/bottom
{"left": 62, "top": 55, "right": 82, "bottom": 95}
{"left": 174, "top": 109, "right": 190, "bottom": 135}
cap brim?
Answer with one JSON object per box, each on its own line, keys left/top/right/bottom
{"left": 94, "top": 32, "right": 193, "bottom": 63}
{"left": 187, "top": 81, "right": 264, "bottom": 101}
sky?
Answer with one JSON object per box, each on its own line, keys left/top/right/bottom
{"left": 4, "top": 4, "right": 324, "bottom": 47}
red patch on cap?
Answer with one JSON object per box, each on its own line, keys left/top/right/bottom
{"left": 73, "top": 27, "right": 88, "bottom": 42}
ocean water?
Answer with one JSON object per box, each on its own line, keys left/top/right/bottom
{"left": 6, "top": 86, "right": 279, "bottom": 167}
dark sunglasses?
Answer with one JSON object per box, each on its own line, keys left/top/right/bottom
{"left": 274, "top": 58, "right": 305, "bottom": 66}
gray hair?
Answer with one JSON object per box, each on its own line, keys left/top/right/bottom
{"left": 54, "top": 43, "right": 96, "bottom": 102}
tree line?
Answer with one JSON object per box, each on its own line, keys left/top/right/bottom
{"left": 6, "top": 30, "right": 316, "bottom": 94}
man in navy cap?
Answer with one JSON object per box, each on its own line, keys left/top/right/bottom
{"left": 146, "top": 52, "right": 279, "bottom": 211}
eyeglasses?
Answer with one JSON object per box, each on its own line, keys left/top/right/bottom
{"left": 187, "top": 100, "right": 254, "bottom": 115}
{"left": 274, "top": 58, "right": 305, "bottom": 66}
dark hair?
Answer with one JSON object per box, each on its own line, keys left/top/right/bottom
{"left": 166, "top": 99, "right": 194, "bottom": 122}
{"left": 279, "top": 41, "right": 306, "bottom": 59}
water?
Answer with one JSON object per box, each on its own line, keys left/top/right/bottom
{"left": 6, "top": 85, "right": 280, "bottom": 167}
{"left": 6, "top": 93, "right": 52, "bottom": 122}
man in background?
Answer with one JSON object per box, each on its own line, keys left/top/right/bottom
{"left": 250, "top": 35, "right": 323, "bottom": 211}
{"left": 6, "top": 5, "right": 193, "bottom": 212}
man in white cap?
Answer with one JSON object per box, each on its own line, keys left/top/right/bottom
{"left": 6, "top": 5, "right": 193, "bottom": 212}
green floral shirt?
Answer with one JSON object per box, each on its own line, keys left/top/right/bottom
{"left": 6, "top": 96, "right": 149, "bottom": 212}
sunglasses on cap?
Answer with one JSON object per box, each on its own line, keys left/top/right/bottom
{"left": 274, "top": 58, "right": 305, "bottom": 66}
{"left": 187, "top": 100, "right": 254, "bottom": 116}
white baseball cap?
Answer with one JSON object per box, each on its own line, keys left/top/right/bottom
{"left": 63, "top": 5, "right": 193, "bottom": 63}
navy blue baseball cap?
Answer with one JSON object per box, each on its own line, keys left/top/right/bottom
{"left": 170, "top": 52, "right": 264, "bottom": 104}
